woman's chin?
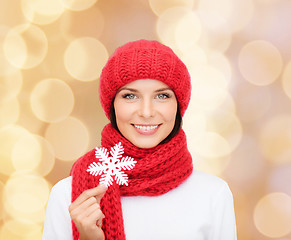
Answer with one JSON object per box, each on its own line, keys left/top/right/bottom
{"left": 129, "top": 137, "right": 161, "bottom": 149}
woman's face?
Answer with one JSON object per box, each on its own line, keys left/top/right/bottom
{"left": 113, "top": 79, "right": 177, "bottom": 149}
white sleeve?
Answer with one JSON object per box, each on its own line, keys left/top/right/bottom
{"left": 209, "top": 181, "right": 237, "bottom": 240}
{"left": 43, "top": 177, "right": 73, "bottom": 240}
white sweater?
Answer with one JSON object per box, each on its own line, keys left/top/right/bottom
{"left": 43, "top": 170, "right": 237, "bottom": 240}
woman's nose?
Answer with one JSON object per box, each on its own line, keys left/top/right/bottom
{"left": 138, "top": 99, "right": 155, "bottom": 118}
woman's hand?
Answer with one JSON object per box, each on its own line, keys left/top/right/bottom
{"left": 69, "top": 185, "right": 108, "bottom": 240}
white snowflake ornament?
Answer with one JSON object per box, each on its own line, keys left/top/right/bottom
{"left": 86, "top": 142, "right": 137, "bottom": 187}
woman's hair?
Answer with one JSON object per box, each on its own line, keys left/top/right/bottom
{"left": 109, "top": 101, "right": 182, "bottom": 145}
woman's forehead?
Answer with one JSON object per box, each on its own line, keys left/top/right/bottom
{"left": 120, "top": 79, "right": 172, "bottom": 90}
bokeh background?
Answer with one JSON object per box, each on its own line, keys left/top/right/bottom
{"left": 1, "top": 0, "right": 291, "bottom": 239}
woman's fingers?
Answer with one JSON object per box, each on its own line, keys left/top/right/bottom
{"left": 71, "top": 200, "right": 99, "bottom": 223}
{"left": 80, "top": 203, "right": 106, "bottom": 228}
{"left": 77, "top": 208, "right": 105, "bottom": 240}
{"left": 69, "top": 184, "right": 108, "bottom": 211}
{"left": 68, "top": 185, "right": 107, "bottom": 240}
{"left": 76, "top": 204, "right": 104, "bottom": 226}
{"left": 84, "top": 206, "right": 104, "bottom": 228}
{"left": 96, "top": 213, "right": 105, "bottom": 228}
{"left": 70, "top": 196, "right": 98, "bottom": 217}
{"left": 94, "top": 184, "right": 108, "bottom": 204}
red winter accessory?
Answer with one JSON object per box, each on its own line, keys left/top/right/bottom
{"left": 99, "top": 39, "right": 191, "bottom": 118}
{"left": 71, "top": 124, "right": 193, "bottom": 240}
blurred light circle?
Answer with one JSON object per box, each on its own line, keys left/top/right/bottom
{"left": 3, "top": 24, "right": 48, "bottom": 69}
{"left": 207, "top": 109, "right": 243, "bottom": 152}
{"left": 184, "top": 110, "right": 232, "bottom": 175}
{"left": 12, "top": 133, "right": 40, "bottom": 172}
{"left": 0, "top": 26, "right": 19, "bottom": 77}
{"left": 200, "top": 22, "right": 232, "bottom": 53}
{"left": 0, "top": 219, "right": 43, "bottom": 239}
{"left": 45, "top": 116, "right": 89, "bottom": 161}
{"left": 30, "top": 78, "right": 74, "bottom": 123}
{"left": 3, "top": 173, "right": 50, "bottom": 217}
{"left": 191, "top": 64, "right": 229, "bottom": 87}
{"left": 21, "top": 0, "right": 65, "bottom": 25}
{"left": 3, "top": 204, "right": 46, "bottom": 225}
{"left": 191, "top": 85, "right": 229, "bottom": 111}
{"left": 190, "top": 65, "right": 229, "bottom": 110}
{"left": 0, "top": 98, "right": 19, "bottom": 127}
{"left": 180, "top": 45, "right": 207, "bottom": 70}
{"left": 64, "top": 37, "right": 108, "bottom": 81}
{"left": 22, "top": 0, "right": 64, "bottom": 15}
{"left": 259, "top": 115, "right": 291, "bottom": 164}
{"left": 175, "top": 11, "right": 202, "bottom": 50}
{"left": 193, "top": 131, "right": 231, "bottom": 158}
{"left": 60, "top": 6, "right": 104, "bottom": 40}
{"left": 149, "top": 0, "right": 195, "bottom": 16}
{"left": 254, "top": 192, "right": 291, "bottom": 238}
{"left": 33, "top": 136, "right": 55, "bottom": 176}
{"left": 0, "top": 70, "right": 22, "bottom": 104}
{"left": 193, "top": 153, "right": 231, "bottom": 175}
{"left": 208, "top": 51, "right": 232, "bottom": 83}
{"left": 156, "top": 7, "right": 192, "bottom": 48}
{"left": 282, "top": 61, "right": 291, "bottom": 99}
{"left": 215, "top": 91, "right": 236, "bottom": 113}
{"left": 231, "top": 0, "right": 254, "bottom": 32}
{"left": 198, "top": 2, "right": 230, "bottom": 30}
{"left": 184, "top": 112, "right": 206, "bottom": 142}
{"left": 62, "top": 0, "right": 97, "bottom": 11}
{"left": 198, "top": 0, "right": 254, "bottom": 33}
{"left": 3, "top": 25, "right": 26, "bottom": 69}
{"left": 238, "top": 40, "right": 283, "bottom": 86}
{"left": 0, "top": 125, "right": 29, "bottom": 176}
{"left": 12, "top": 134, "right": 55, "bottom": 176}
{"left": 236, "top": 84, "right": 271, "bottom": 123}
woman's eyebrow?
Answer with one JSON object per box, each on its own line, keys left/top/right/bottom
{"left": 117, "top": 88, "right": 138, "bottom": 93}
{"left": 155, "top": 88, "right": 173, "bottom": 92}
{"left": 117, "top": 87, "right": 173, "bottom": 93}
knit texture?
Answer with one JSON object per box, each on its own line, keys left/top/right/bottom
{"left": 99, "top": 40, "right": 191, "bottom": 118}
{"left": 71, "top": 124, "right": 193, "bottom": 240}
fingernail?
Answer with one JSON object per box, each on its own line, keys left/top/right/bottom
{"left": 100, "top": 184, "right": 108, "bottom": 191}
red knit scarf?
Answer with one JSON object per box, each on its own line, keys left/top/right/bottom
{"left": 71, "top": 123, "right": 193, "bottom": 240}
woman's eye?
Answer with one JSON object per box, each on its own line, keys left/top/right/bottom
{"left": 123, "top": 93, "right": 136, "bottom": 99}
{"left": 157, "top": 93, "right": 169, "bottom": 99}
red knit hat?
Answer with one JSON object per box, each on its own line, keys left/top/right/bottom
{"left": 99, "top": 39, "right": 191, "bottom": 118}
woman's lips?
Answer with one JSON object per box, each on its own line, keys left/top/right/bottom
{"left": 132, "top": 124, "right": 160, "bottom": 135}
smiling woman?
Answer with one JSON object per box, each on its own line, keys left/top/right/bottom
{"left": 113, "top": 79, "right": 177, "bottom": 148}
{"left": 43, "top": 40, "right": 237, "bottom": 240}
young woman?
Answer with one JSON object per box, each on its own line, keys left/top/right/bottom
{"left": 43, "top": 40, "right": 237, "bottom": 240}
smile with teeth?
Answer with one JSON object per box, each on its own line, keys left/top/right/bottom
{"left": 133, "top": 124, "right": 159, "bottom": 131}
